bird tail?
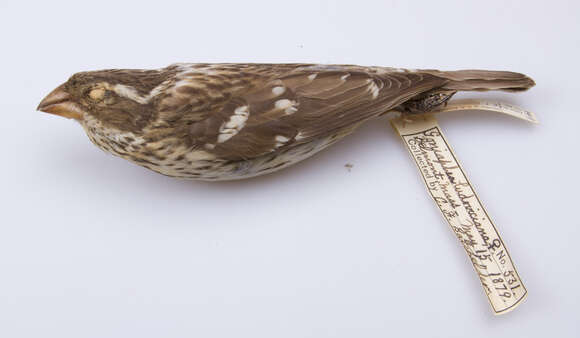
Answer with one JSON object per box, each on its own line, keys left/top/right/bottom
{"left": 423, "top": 69, "right": 535, "bottom": 92}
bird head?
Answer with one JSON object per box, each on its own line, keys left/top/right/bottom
{"left": 37, "top": 69, "right": 173, "bottom": 134}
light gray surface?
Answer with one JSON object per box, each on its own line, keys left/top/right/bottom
{"left": 1, "top": 1, "right": 578, "bottom": 337}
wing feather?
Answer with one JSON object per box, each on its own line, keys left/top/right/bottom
{"left": 188, "top": 65, "right": 448, "bottom": 160}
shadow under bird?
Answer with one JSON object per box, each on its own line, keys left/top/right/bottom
{"left": 38, "top": 63, "right": 534, "bottom": 180}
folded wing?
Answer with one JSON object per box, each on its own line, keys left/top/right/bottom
{"left": 188, "top": 65, "right": 448, "bottom": 160}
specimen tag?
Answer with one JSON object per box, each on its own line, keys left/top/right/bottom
{"left": 391, "top": 105, "right": 531, "bottom": 315}
{"left": 434, "top": 99, "right": 538, "bottom": 124}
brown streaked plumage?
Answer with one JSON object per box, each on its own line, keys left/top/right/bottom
{"left": 37, "top": 63, "right": 535, "bottom": 180}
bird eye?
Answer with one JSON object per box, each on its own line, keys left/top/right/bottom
{"left": 89, "top": 88, "right": 106, "bottom": 101}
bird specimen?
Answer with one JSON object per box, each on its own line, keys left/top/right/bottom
{"left": 38, "top": 64, "right": 534, "bottom": 180}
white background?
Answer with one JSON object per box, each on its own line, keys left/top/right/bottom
{"left": 1, "top": 1, "right": 578, "bottom": 337}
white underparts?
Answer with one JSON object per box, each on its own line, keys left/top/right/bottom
{"left": 217, "top": 105, "right": 250, "bottom": 143}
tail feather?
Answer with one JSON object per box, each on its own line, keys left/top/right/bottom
{"left": 423, "top": 69, "right": 535, "bottom": 92}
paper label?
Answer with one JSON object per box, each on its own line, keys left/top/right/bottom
{"left": 434, "top": 99, "right": 539, "bottom": 124}
{"left": 391, "top": 112, "right": 528, "bottom": 315}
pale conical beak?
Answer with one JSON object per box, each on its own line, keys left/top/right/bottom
{"left": 37, "top": 83, "right": 83, "bottom": 120}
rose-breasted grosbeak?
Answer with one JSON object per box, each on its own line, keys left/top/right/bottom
{"left": 38, "top": 64, "right": 534, "bottom": 180}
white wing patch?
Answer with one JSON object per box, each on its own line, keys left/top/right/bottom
{"left": 274, "top": 135, "right": 290, "bottom": 148}
{"left": 272, "top": 86, "right": 286, "bottom": 96}
{"left": 367, "top": 79, "right": 380, "bottom": 99}
{"left": 217, "top": 105, "right": 250, "bottom": 143}
{"left": 275, "top": 99, "right": 298, "bottom": 115}
{"left": 295, "top": 132, "right": 306, "bottom": 141}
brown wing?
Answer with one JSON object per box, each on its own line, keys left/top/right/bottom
{"left": 188, "top": 65, "right": 448, "bottom": 160}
